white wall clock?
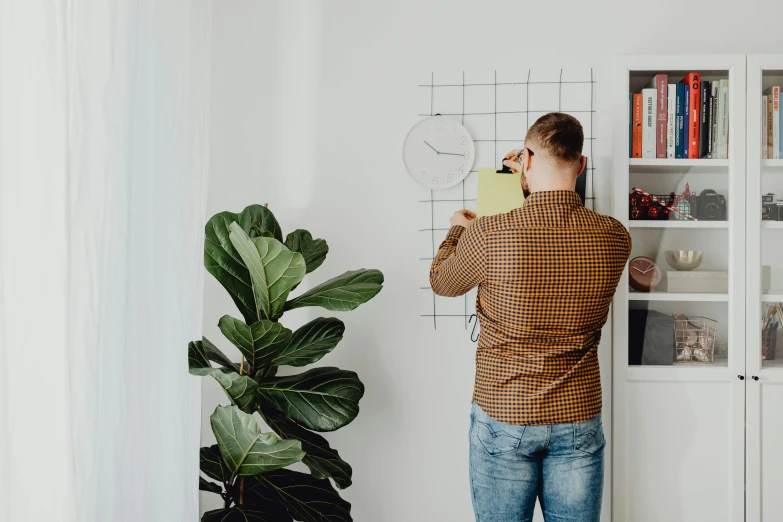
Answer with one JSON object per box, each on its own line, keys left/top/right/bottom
{"left": 402, "top": 116, "right": 475, "bottom": 190}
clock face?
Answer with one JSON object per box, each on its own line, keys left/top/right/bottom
{"left": 629, "top": 256, "right": 663, "bottom": 292}
{"left": 402, "top": 116, "right": 475, "bottom": 190}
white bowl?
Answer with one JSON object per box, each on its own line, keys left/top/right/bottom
{"left": 665, "top": 250, "right": 703, "bottom": 271}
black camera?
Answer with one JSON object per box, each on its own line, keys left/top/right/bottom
{"left": 763, "top": 193, "right": 776, "bottom": 221}
{"left": 695, "top": 189, "right": 727, "bottom": 221}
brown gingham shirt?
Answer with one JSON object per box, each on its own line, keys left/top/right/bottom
{"left": 430, "top": 190, "right": 631, "bottom": 426}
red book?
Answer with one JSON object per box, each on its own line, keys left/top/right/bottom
{"left": 682, "top": 72, "right": 701, "bottom": 159}
{"left": 647, "top": 74, "right": 668, "bottom": 158}
{"left": 632, "top": 94, "right": 643, "bottom": 158}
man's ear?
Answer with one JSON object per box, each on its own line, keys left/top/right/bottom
{"left": 577, "top": 155, "right": 587, "bottom": 177}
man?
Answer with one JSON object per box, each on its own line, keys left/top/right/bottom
{"left": 429, "top": 113, "right": 631, "bottom": 522}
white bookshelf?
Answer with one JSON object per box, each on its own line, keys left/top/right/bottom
{"left": 613, "top": 55, "right": 746, "bottom": 522}
{"left": 746, "top": 54, "right": 783, "bottom": 522}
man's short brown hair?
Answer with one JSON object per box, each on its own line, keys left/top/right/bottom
{"left": 525, "top": 112, "right": 583, "bottom": 162}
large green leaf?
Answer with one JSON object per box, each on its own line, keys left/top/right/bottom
{"left": 202, "top": 337, "right": 241, "bottom": 372}
{"left": 199, "top": 369, "right": 259, "bottom": 413}
{"left": 189, "top": 341, "right": 258, "bottom": 412}
{"left": 271, "top": 318, "right": 345, "bottom": 368}
{"left": 200, "top": 445, "right": 231, "bottom": 483}
{"left": 202, "top": 507, "right": 289, "bottom": 522}
{"left": 199, "top": 477, "right": 223, "bottom": 495}
{"left": 204, "top": 206, "right": 283, "bottom": 324}
{"left": 210, "top": 406, "right": 305, "bottom": 477}
{"left": 284, "top": 230, "right": 328, "bottom": 274}
{"left": 189, "top": 338, "right": 240, "bottom": 374}
{"left": 219, "top": 316, "right": 292, "bottom": 375}
{"left": 245, "top": 469, "right": 352, "bottom": 522}
{"left": 229, "top": 223, "right": 306, "bottom": 320}
{"left": 284, "top": 269, "right": 383, "bottom": 313}
{"left": 261, "top": 406, "right": 352, "bottom": 489}
{"left": 257, "top": 367, "right": 365, "bottom": 432}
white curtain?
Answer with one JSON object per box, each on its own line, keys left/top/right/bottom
{"left": 0, "top": 2, "right": 211, "bottom": 521}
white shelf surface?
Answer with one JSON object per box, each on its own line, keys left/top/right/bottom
{"left": 761, "top": 293, "right": 783, "bottom": 302}
{"left": 761, "top": 221, "right": 783, "bottom": 229}
{"left": 627, "top": 357, "right": 730, "bottom": 383}
{"left": 628, "top": 291, "right": 729, "bottom": 302}
{"left": 629, "top": 220, "right": 728, "bottom": 229}
{"left": 630, "top": 158, "right": 730, "bottom": 168}
{"left": 762, "top": 159, "right": 783, "bottom": 168}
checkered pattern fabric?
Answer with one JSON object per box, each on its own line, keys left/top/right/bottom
{"left": 430, "top": 190, "right": 631, "bottom": 425}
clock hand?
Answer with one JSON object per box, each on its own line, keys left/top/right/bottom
{"left": 439, "top": 152, "right": 466, "bottom": 156}
{"left": 423, "top": 141, "right": 440, "bottom": 154}
{"left": 632, "top": 266, "right": 645, "bottom": 273}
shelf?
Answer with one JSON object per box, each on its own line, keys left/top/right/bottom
{"left": 762, "top": 221, "right": 783, "bottom": 229}
{"left": 762, "top": 159, "right": 783, "bottom": 168}
{"left": 628, "top": 291, "right": 729, "bottom": 302}
{"left": 762, "top": 359, "right": 783, "bottom": 370}
{"left": 761, "top": 293, "right": 783, "bottom": 303}
{"left": 627, "top": 357, "right": 730, "bottom": 383}
{"left": 630, "top": 158, "right": 729, "bottom": 169}
{"left": 629, "top": 220, "right": 728, "bottom": 229}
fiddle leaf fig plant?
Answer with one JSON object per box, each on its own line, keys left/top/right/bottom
{"left": 193, "top": 204, "right": 383, "bottom": 521}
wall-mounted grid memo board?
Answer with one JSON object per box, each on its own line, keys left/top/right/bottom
{"left": 416, "top": 68, "right": 597, "bottom": 331}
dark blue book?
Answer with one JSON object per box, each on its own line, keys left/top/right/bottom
{"left": 682, "top": 80, "right": 690, "bottom": 158}
{"left": 675, "top": 83, "right": 685, "bottom": 158}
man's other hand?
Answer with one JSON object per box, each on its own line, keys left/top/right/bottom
{"left": 451, "top": 209, "right": 476, "bottom": 229}
{"left": 503, "top": 149, "right": 522, "bottom": 173}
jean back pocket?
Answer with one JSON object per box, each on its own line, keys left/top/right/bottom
{"left": 472, "top": 404, "right": 525, "bottom": 456}
{"left": 574, "top": 413, "right": 606, "bottom": 456}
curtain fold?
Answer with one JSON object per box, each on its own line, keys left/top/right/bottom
{"left": 0, "top": 1, "right": 211, "bottom": 521}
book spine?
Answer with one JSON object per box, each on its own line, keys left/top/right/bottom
{"left": 656, "top": 74, "right": 668, "bottom": 158}
{"left": 682, "top": 82, "right": 690, "bottom": 158}
{"left": 675, "top": 83, "right": 685, "bottom": 159}
{"left": 763, "top": 95, "right": 769, "bottom": 159}
{"left": 706, "top": 86, "right": 714, "bottom": 158}
{"left": 667, "top": 84, "right": 676, "bottom": 158}
{"left": 699, "top": 80, "right": 710, "bottom": 158}
{"left": 632, "top": 94, "right": 643, "bottom": 158}
{"left": 717, "top": 79, "right": 729, "bottom": 159}
{"left": 711, "top": 81, "right": 719, "bottom": 157}
{"left": 642, "top": 88, "right": 656, "bottom": 158}
{"left": 769, "top": 97, "right": 774, "bottom": 159}
{"left": 774, "top": 86, "right": 780, "bottom": 159}
{"left": 628, "top": 93, "right": 632, "bottom": 157}
{"left": 686, "top": 72, "right": 701, "bottom": 159}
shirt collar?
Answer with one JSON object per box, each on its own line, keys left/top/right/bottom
{"left": 524, "top": 190, "right": 582, "bottom": 207}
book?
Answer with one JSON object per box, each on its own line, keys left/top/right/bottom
{"left": 705, "top": 85, "right": 714, "bottom": 158}
{"left": 629, "top": 94, "right": 632, "bottom": 157}
{"left": 632, "top": 94, "right": 643, "bottom": 158}
{"left": 675, "top": 82, "right": 685, "bottom": 159}
{"left": 699, "top": 80, "right": 710, "bottom": 158}
{"left": 768, "top": 97, "right": 774, "bottom": 159}
{"left": 711, "top": 81, "right": 719, "bottom": 158}
{"left": 765, "top": 86, "right": 780, "bottom": 159}
{"left": 682, "top": 72, "right": 701, "bottom": 159}
{"left": 682, "top": 79, "right": 690, "bottom": 158}
{"left": 763, "top": 95, "right": 769, "bottom": 159}
{"left": 667, "top": 84, "right": 676, "bottom": 158}
{"left": 716, "top": 79, "right": 729, "bottom": 159}
{"left": 642, "top": 88, "right": 656, "bottom": 158}
{"left": 648, "top": 74, "right": 668, "bottom": 158}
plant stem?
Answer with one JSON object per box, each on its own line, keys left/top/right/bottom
{"left": 238, "top": 355, "right": 246, "bottom": 504}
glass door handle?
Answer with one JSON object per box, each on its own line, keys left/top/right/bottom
{"left": 738, "top": 375, "right": 745, "bottom": 380}
{"left": 752, "top": 376, "right": 760, "bottom": 381}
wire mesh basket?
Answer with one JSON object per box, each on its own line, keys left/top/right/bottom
{"left": 674, "top": 316, "right": 717, "bottom": 363}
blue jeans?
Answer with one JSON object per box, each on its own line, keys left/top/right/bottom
{"left": 469, "top": 402, "right": 605, "bottom": 522}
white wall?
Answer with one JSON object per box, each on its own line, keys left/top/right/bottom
{"left": 203, "top": 1, "right": 783, "bottom": 520}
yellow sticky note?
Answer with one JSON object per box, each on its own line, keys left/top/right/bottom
{"left": 476, "top": 168, "right": 525, "bottom": 218}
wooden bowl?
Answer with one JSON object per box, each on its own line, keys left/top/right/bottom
{"left": 665, "top": 250, "right": 703, "bottom": 271}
